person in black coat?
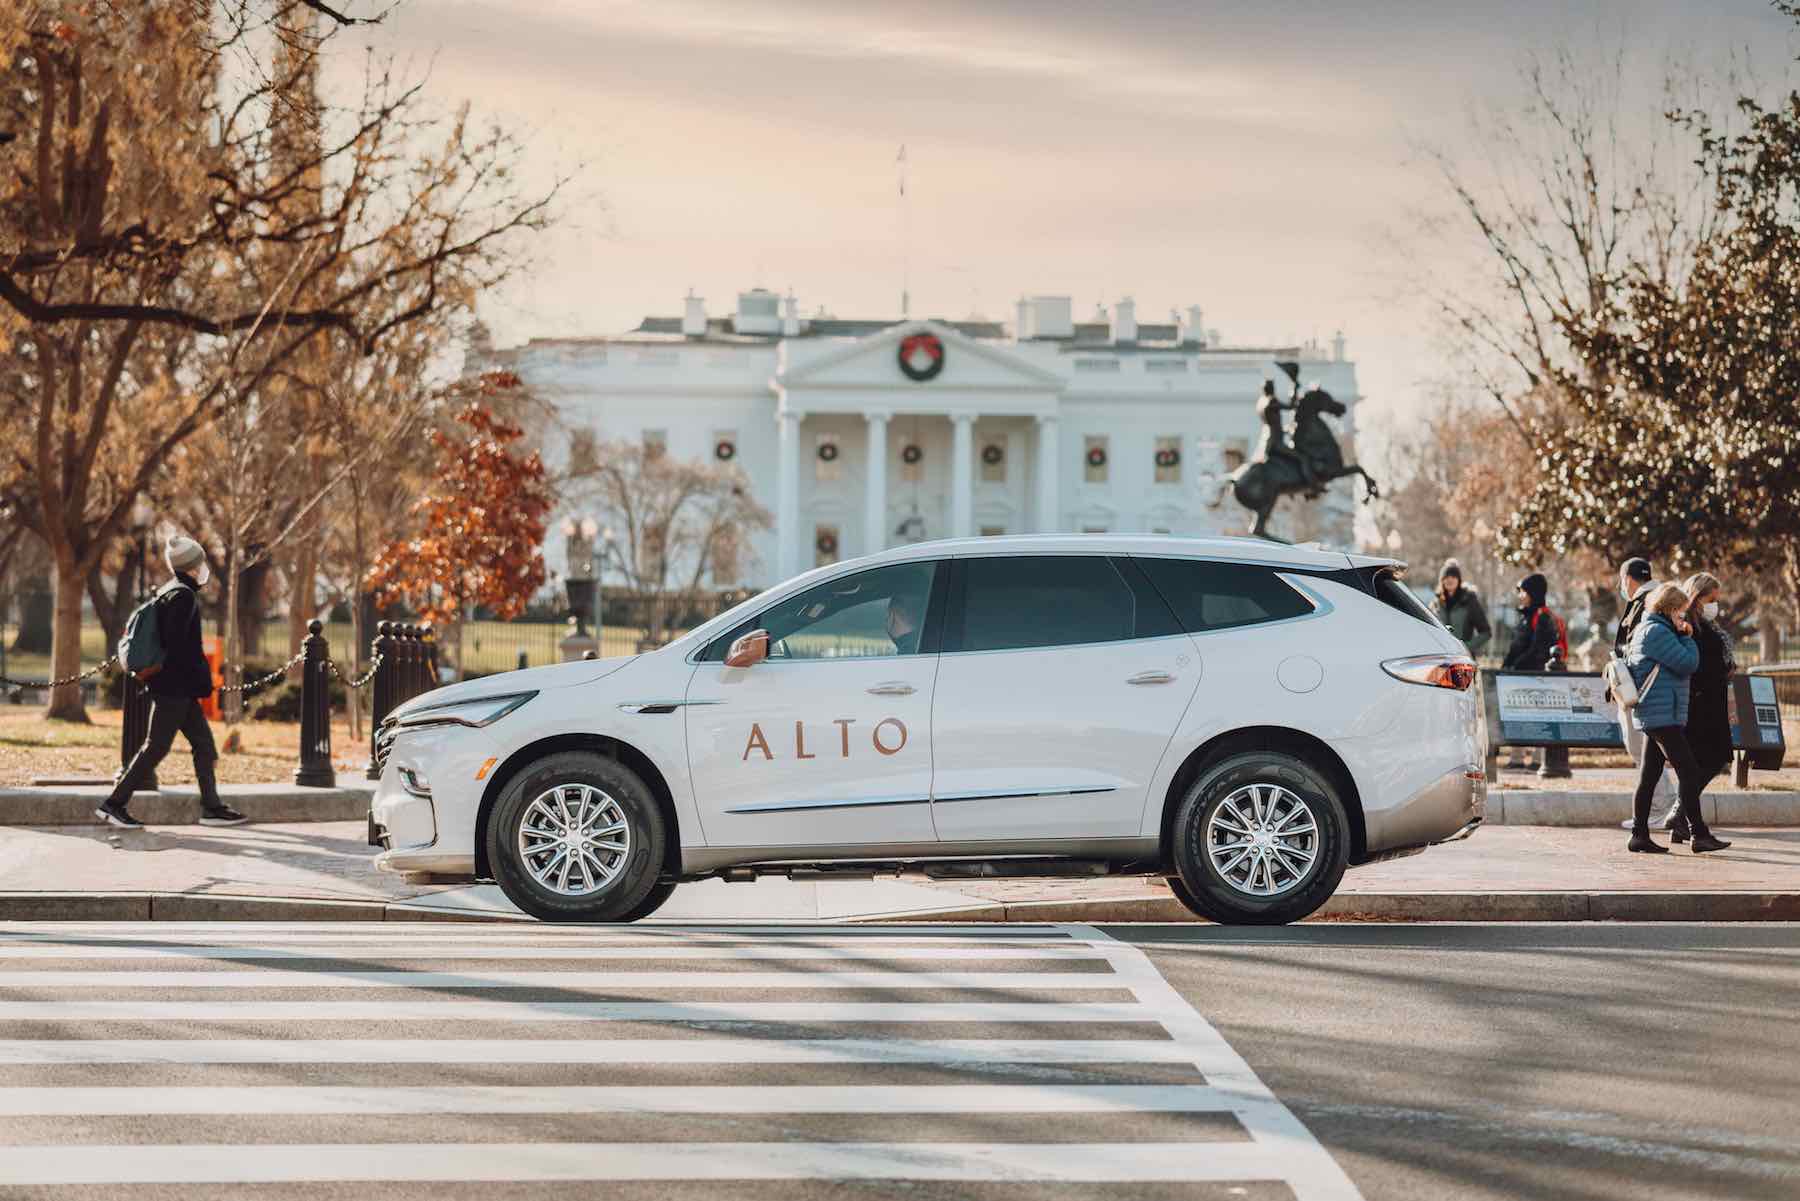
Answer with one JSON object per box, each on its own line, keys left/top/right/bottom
{"left": 1502, "top": 572, "right": 1556, "bottom": 671}
{"left": 1672, "top": 571, "right": 1735, "bottom": 842}
{"left": 95, "top": 536, "right": 248, "bottom": 830}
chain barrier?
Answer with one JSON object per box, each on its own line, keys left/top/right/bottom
{"left": 0, "top": 655, "right": 120, "bottom": 691}
{"left": 216, "top": 649, "right": 307, "bottom": 697}
{"left": 326, "top": 652, "right": 383, "bottom": 690}
{"left": 4, "top": 647, "right": 385, "bottom": 696}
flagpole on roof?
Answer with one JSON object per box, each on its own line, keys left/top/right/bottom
{"left": 898, "top": 143, "right": 910, "bottom": 319}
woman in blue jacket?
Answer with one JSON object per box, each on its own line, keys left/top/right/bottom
{"left": 1626, "top": 583, "right": 1730, "bottom": 854}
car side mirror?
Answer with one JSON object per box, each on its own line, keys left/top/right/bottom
{"left": 724, "top": 629, "right": 769, "bottom": 669}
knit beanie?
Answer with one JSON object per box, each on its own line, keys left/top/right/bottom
{"left": 165, "top": 535, "right": 207, "bottom": 577}
{"left": 1439, "top": 558, "right": 1463, "bottom": 584}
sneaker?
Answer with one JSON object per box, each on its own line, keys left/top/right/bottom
{"left": 95, "top": 803, "right": 144, "bottom": 830}
{"left": 198, "top": 805, "right": 249, "bottom": 827}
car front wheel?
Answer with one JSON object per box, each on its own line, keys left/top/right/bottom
{"left": 1169, "top": 750, "right": 1350, "bottom": 925}
{"left": 487, "top": 751, "right": 667, "bottom": 922}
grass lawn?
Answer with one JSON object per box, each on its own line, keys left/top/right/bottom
{"left": 0, "top": 707, "right": 366, "bottom": 787}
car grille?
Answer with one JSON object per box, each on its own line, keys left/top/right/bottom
{"left": 372, "top": 717, "right": 399, "bottom": 776}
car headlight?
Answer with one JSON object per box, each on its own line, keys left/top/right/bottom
{"left": 395, "top": 691, "right": 537, "bottom": 730}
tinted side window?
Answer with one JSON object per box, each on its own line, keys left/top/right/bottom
{"left": 1372, "top": 569, "right": 1444, "bottom": 628}
{"left": 955, "top": 556, "right": 1146, "bottom": 652}
{"left": 698, "top": 561, "right": 937, "bottom": 662}
{"left": 1137, "top": 557, "right": 1314, "bottom": 633}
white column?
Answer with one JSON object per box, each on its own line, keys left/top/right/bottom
{"left": 950, "top": 413, "right": 975, "bottom": 539}
{"left": 1035, "top": 413, "right": 1060, "bottom": 533}
{"left": 864, "top": 411, "right": 890, "bottom": 556}
{"left": 777, "top": 409, "right": 803, "bottom": 579}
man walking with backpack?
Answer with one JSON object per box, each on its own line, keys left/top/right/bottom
{"left": 96, "top": 536, "right": 248, "bottom": 830}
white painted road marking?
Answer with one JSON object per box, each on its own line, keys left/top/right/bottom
{"left": 0, "top": 922, "right": 1364, "bottom": 1200}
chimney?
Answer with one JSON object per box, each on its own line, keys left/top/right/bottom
{"left": 734, "top": 288, "right": 781, "bottom": 335}
{"left": 1181, "top": 304, "right": 1205, "bottom": 346}
{"left": 682, "top": 290, "right": 707, "bottom": 337}
{"left": 1015, "top": 297, "right": 1029, "bottom": 341}
{"left": 782, "top": 291, "right": 800, "bottom": 337}
{"left": 1332, "top": 329, "right": 1347, "bottom": 362}
{"left": 1019, "top": 296, "right": 1073, "bottom": 340}
{"left": 1113, "top": 297, "right": 1137, "bottom": 344}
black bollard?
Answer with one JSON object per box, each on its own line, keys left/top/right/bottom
{"left": 117, "top": 671, "right": 159, "bottom": 794}
{"left": 365, "top": 621, "right": 395, "bottom": 781}
{"left": 295, "top": 619, "right": 336, "bottom": 788}
{"left": 395, "top": 624, "right": 416, "bottom": 706}
{"left": 420, "top": 624, "right": 438, "bottom": 691}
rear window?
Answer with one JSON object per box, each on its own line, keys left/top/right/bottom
{"left": 1136, "top": 557, "right": 1314, "bottom": 633}
{"left": 1372, "top": 569, "right": 1443, "bottom": 628}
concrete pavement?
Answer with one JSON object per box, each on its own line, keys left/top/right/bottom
{"left": 0, "top": 822, "right": 1796, "bottom": 922}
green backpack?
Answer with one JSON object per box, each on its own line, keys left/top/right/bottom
{"left": 118, "top": 583, "right": 190, "bottom": 679}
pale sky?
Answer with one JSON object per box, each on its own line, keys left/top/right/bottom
{"left": 336, "top": 0, "right": 1794, "bottom": 459}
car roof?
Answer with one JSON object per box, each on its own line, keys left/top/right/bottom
{"left": 849, "top": 533, "right": 1377, "bottom": 572}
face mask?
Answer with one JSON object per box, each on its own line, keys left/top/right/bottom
{"left": 192, "top": 563, "right": 211, "bottom": 587}
{"left": 1702, "top": 601, "right": 1719, "bottom": 621}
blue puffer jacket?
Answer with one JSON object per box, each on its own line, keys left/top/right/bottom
{"left": 1627, "top": 613, "right": 1699, "bottom": 731}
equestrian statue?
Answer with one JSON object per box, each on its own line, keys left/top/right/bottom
{"left": 1213, "top": 361, "right": 1380, "bottom": 540}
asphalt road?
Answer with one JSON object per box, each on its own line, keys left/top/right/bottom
{"left": 0, "top": 920, "right": 1791, "bottom": 1200}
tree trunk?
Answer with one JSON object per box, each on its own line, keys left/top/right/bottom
{"left": 286, "top": 537, "right": 319, "bottom": 656}
{"left": 222, "top": 540, "right": 243, "bottom": 725}
{"left": 46, "top": 552, "right": 89, "bottom": 722}
{"left": 12, "top": 574, "right": 53, "bottom": 654}
{"left": 1760, "top": 604, "right": 1783, "bottom": 664}
{"left": 346, "top": 588, "right": 364, "bottom": 744}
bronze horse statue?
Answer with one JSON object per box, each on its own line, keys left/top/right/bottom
{"left": 1215, "top": 384, "right": 1379, "bottom": 540}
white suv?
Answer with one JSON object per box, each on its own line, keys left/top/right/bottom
{"left": 370, "top": 535, "right": 1484, "bottom": 925}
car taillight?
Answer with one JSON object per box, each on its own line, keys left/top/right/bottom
{"left": 1381, "top": 654, "right": 1477, "bottom": 691}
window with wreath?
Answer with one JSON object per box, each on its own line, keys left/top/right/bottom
{"left": 900, "top": 440, "right": 924, "bottom": 483}
{"left": 1083, "top": 435, "right": 1109, "bottom": 484}
{"left": 814, "top": 433, "right": 841, "bottom": 482}
{"left": 642, "top": 429, "right": 668, "bottom": 459}
{"left": 712, "top": 429, "right": 738, "bottom": 463}
{"left": 980, "top": 436, "right": 1007, "bottom": 484}
{"left": 1154, "top": 435, "right": 1182, "bottom": 484}
{"left": 813, "top": 523, "right": 840, "bottom": 567}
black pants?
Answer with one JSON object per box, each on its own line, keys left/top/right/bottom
{"left": 107, "top": 696, "right": 221, "bottom": 809}
{"left": 1633, "top": 725, "right": 1708, "bottom": 834}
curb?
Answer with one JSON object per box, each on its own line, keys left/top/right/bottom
{"left": 2, "top": 889, "right": 1798, "bottom": 923}
{"left": 1485, "top": 789, "right": 1800, "bottom": 827}
{"left": 0, "top": 781, "right": 375, "bottom": 827}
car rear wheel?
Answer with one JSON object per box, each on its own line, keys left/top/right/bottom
{"left": 487, "top": 751, "right": 667, "bottom": 922}
{"left": 1169, "top": 750, "right": 1349, "bottom": 925}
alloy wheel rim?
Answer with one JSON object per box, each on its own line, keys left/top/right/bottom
{"left": 518, "top": 783, "right": 631, "bottom": 896}
{"left": 1204, "top": 783, "right": 1319, "bottom": 898}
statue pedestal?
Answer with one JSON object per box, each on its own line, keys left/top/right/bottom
{"left": 558, "top": 634, "right": 598, "bottom": 663}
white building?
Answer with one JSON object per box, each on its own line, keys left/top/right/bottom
{"left": 488, "top": 290, "right": 1362, "bottom": 588}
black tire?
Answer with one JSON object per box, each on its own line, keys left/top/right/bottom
{"left": 487, "top": 751, "right": 667, "bottom": 923}
{"left": 1169, "top": 750, "right": 1350, "bottom": 925}
{"left": 616, "top": 878, "right": 679, "bottom": 922}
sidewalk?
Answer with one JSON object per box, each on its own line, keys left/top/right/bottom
{"left": 0, "top": 821, "right": 1794, "bottom": 922}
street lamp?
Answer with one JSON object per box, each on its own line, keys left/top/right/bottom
{"left": 130, "top": 496, "right": 154, "bottom": 602}
{"left": 561, "top": 516, "right": 598, "bottom": 638}
{"left": 1385, "top": 528, "right": 1404, "bottom": 553}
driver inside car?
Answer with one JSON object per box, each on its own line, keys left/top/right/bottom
{"left": 885, "top": 591, "right": 921, "bottom": 655}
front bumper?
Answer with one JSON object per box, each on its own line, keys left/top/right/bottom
{"left": 367, "top": 721, "right": 491, "bottom": 877}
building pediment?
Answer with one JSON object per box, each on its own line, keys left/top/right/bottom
{"left": 777, "top": 321, "right": 1064, "bottom": 395}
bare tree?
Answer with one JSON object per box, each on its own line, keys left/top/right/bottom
{"left": 575, "top": 441, "right": 772, "bottom": 647}
{"left": 0, "top": 2, "right": 560, "bottom": 719}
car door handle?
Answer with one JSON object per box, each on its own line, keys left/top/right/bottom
{"left": 1127, "top": 671, "right": 1175, "bottom": 685}
{"left": 867, "top": 682, "right": 917, "bottom": 696}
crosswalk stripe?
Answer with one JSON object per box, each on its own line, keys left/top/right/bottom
{"left": 0, "top": 944, "right": 1106, "bottom": 961}
{"left": 0, "top": 1083, "right": 1259, "bottom": 1116}
{"left": 0, "top": 999, "right": 1153, "bottom": 1022}
{"left": 0, "top": 922, "right": 1362, "bottom": 1199}
{"left": 0, "top": 1140, "right": 1285, "bottom": 1184}
{"left": 0, "top": 1037, "right": 1192, "bottom": 1066}
{"left": 0, "top": 969, "right": 1121, "bottom": 989}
